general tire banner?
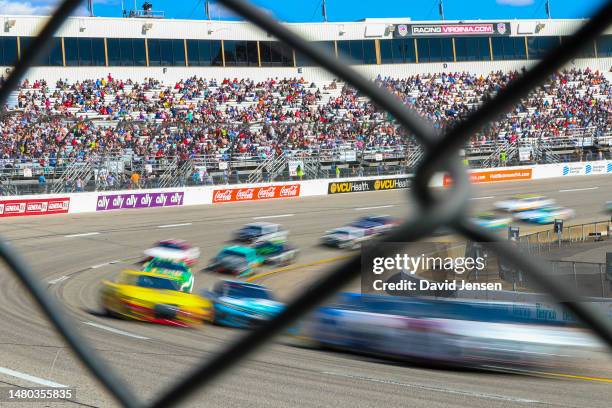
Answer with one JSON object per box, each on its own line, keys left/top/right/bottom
{"left": 443, "top": 168, "right": 532, "bottom": 186}
{"left": 213, "top": 184, "right": 300, "bottom": 203}
{"left": 0, "top": 197, "right": 70, "bottom": 217}
{"left": 328, "top": 177, "right": 411, "bottom": 194}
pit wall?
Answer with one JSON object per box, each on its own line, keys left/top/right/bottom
{"left": 1, "top": 160, "right": 610, "bottom": 218}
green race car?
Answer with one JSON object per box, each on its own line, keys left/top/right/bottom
{"left": 142, "top": 258, "right": 194, "bottom": 293}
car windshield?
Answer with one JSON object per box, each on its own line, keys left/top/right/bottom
{"left": 220, "top": 249, "right": 248, "bottom": 259}
{"left": 158, "top": 242, "right": 187, "bottom": 250}
{"left": 242, "top": 226, "right": 262, "bottom": 234}
{"left": 226, "top": 284, "right": 272, "bottom": 299}
{"left": 136, "top": 275, "right": 179, "bottom": 291}
{"left": 149, "top": 259, "right": 188, "bottom": 272}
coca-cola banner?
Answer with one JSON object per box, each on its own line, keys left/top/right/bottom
{"left": 0, "top": 197, "right": 70, "bottom": 217}
{"left": 396, "top": 22, "right": 510, "bottom": 37}
{"left": 96, "top": 191, "right": 184, "bottom": 211}
{"left": 213, "top": 184, "right": 300, "bottom": 203}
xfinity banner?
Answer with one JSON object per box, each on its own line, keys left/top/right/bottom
{"left": 96, "top": 191, "right": 184, "bottom": 211}
{"left": 396, "top": 22, "right": 510, "bottom": 37}
{"left": 328, "top": 176, "right": 411, "bottom": 194}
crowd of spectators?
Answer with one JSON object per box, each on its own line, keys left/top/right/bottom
{"left": 0, "top": 68, "right": 610, "bottom": 168}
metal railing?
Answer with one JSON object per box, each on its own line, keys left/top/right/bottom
{"left": 0, "top": 0, "right": 611, "bottom": 407}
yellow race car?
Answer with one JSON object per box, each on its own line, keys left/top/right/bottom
{"left": 100, "top": 270, "right": 213, "bottom": 327}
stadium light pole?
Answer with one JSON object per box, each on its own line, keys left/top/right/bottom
{"left": 439, "top": 0, "right": 445, "bottom": 20}
{"left": 206, "top": 0, "right": 211, "bottom": 20}
{"left": 322, "top": 0, "right": 328, "bottom": 22}
{"left": 545, "top": 0, "right": 552, "bottom": 19}
{"left": 88, "top": 0, "right": 94, "bottom": 16}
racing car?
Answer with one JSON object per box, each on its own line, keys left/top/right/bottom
{"left": 233, "top": 222, "right": 288, "bottom": 244}
{"left": 494, "top": 194, "right": 555, "bottom": 212}
{"left": 513, "top": 205, "right": 575, "bottom": 224}
{"left": 200, "top": 280, "right": 285, "bottom": 328}
{"left": 142, "top": 258, "right": 194, "bottom": 293}
{"left": 350, "top": 215, "right": 400, "bottom": 235}
{"left": 206, "top": 241, "right": 298, "bottom": 277}
{"left": 143, "top": 239, "right": 200, "bottom": 266}
{"left": 99, "top": 270, "right": 213, "bottom": 326}
{"left": 321, "top": 226, "right": 370, "bottom": 249}
{"left": 293, "top": 293, "right": 601, "bottom": 369}
{"left": 470, "top": 212, "right": 512, "bottom": 230}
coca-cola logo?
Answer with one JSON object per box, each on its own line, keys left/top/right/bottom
{"left": 236, "top": 188, "right": 255, "bottom": 200}
{"left": 258, "top": 186, "right": 277, "bottom": 199}
{"left": 279, "top": 184, "right": 299, "bottom": 197}
{"left": 214, "top": 190, "right": 234, "bottom": 202}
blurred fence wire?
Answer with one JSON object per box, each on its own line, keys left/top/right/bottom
{"left": 0, "top": 0, "right": 611, "bottom": 407}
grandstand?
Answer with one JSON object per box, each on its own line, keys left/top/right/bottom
{"left": 0, "top": 15, "right": 611, "bottom": 194}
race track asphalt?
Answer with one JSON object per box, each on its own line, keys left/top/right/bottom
{"left": 0, "top": 174, "right": 612, "bottom": 407}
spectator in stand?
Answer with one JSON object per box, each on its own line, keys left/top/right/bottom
{"left": 130, "top": 172, "right": 140, "bottom": 189}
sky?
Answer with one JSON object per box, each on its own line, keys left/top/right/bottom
{"left": 0, "top": 0, "right": 608, "bottom": 21}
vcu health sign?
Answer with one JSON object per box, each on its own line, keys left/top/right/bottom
{"left": 328, "top": 177, "right": 411, "bottom": 194}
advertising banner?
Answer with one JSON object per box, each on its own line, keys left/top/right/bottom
{"left": 561, "top": 162, "right": 612, "bottom": 176}
{"left": 0, "top": 197, "right": 70, "bottom": 217}
{"left": 287, "top": 160, "right": 304, "bottom": 177}
{"left": 212, "top": 184, "right": 300, "bottom": 203}
{"left": 518, "top": 147, "right": 532, "bottom": 162}
{"left": 328, "top": 176, "right": 411, "bottom": 194}
{"left": 399, "top": 22, "right": 510, "bottom": 37}
{"left": 96, "top": 191, "right": 184, "bottom": 211}
{"left": 443, "top": 168, "right": 532, "bottom": 186}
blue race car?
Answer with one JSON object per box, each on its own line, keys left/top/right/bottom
{"left": 201, "top": 280, "right": 284, "bottom": 328}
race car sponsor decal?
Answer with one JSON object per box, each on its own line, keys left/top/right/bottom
{"left": 328, "top": 177, "right": 411, "bottom": 194}
{"left": 443, "top": 168, "right": 532, "bottom": 186}
{"left": 0, "top": 197, "right": 70, "bottom": 217}
{"left": 96, "top": 192, "right": 184, "bottom": 211}
{"left": 212, "top": 184, "right": 300, "bottom": 203}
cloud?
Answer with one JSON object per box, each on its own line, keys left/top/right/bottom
{"left": 0, "top": 0, "right": 89, "bottom": 16}
{"left": 0, "top": 0, "right": 54, "bottom": 15}
{"left": 496, "top": 0, "right": 535, "bottom": 6}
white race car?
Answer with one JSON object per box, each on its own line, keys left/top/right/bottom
{"left": 321, "top": 226, "right": 370, "bottom": 249}
{"left": 143, "top": 240, "right": 201, "bottom": 266}
{"left": 494, "top": 194, "right": 555, "bottom": 212}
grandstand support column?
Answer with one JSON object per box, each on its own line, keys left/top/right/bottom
{"left": 257, "top": 41, "right": 261, "bottom": 67}
{"left": 184, "top": 39, "right": 189, "bottom": 66}
{"left": 374, "top": 40, "right": 381, "bottom": 65}
{"left": 221, "top": 40, "right": 226, "bottom": 66}
{"left": 103, "top": 38, "right": 109, "bottom": 66}
{"left": 61, "top": 37, "right": 66, "bottom": 66}
{"left": 145, "top": 38, "right": 150, "bottom": 67}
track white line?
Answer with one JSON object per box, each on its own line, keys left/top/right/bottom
{"left": 83, "top": 322, "right": 150, "bottom": 340}
{"left": 322, "top": 372, "right": 541, "bottom": 404}
{"left": 0, "top": 367, "right": 68, "bottom": 388}
{"left": 558, "top": 186, "right": 599, "bottom": 193}
{"left": 91, "top": 259, "right": 122, "bottom": 269}
{"left": 253, "top": 214, "right": 294, "bottom": 220}
{"left": 354, "top": 205, "right": 395, "bottom": 211}
{"left": 470, "top": 196, "right": 495, "bottom": 200}
{"left": 157, "top": 223, "right": 193, "bottom": 228}
{"left": 47, "top": 276, "right": 69, "bottom": 285}
{"left": 64, "top": 232, "right": 100, "bottom": 238}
